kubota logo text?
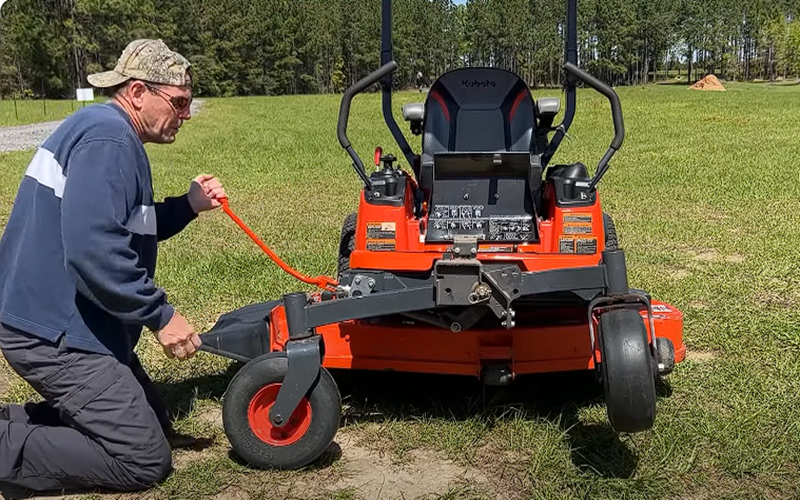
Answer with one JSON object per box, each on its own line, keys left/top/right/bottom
{"left": 461, "top": 79, "right": 496, "bottom": 88}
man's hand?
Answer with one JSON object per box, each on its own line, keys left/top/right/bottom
{"left": 156, "top": 311, "right": 201, "bottom": 360}
{"left": 187, "top": 174, "right": 227, "bottom": 213}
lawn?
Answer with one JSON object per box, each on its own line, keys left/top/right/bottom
{"left": 0, "top": 98, "right": 89, "bottom": 127}
{"left": 2, "top": 82, "right": 800, "bottom": 499}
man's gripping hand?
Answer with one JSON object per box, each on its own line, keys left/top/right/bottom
{"left": 156, "top": 311, "right": 201, "bottom": 360}
{"left": 187, "top": 174, "right": 227, "bottom": 213}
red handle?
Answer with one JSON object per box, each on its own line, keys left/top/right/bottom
{"left": 219, "top": 198, "right": 338, "bottom": 292}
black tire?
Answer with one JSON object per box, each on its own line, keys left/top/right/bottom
{"left": 599, "top": 308, "right": 656, "bottom": 432}
{"left": 222, "top": 352, "right": 341, "bottom": 469}
{"left": 656, "top": 337, "right": 675, "bottom": 376}
{"left": 338, "top": 212, "right": 357, "bottom": 278}
{"left": 603, "top": 212, "right": 618, "bottom": 251}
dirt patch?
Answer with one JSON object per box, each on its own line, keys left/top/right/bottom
{"left": 663, "top": 265, "right": 691, "bottom": 279}
{"left": 469, "top": 444, "right": 532, "bottom": 498}
{"left": 319, "top": 434, "right": 493, "bottom": 500}
{"left": 172, "top": 447, "right": 217, "bottom": 470}
{"left": 756, "top": 291, "right": 796, "bottom": 309}
{"left": 689, "top": 301, "right": 710, "bottom": 309}
{"left": 211, "top": 488, "right": 250, "bottom": 500}
{"left": 197, "top": 406, "right": 223, "bottom": 429}
{"left": 687, "top": 350, "right": 716, "bottom": 362}
{"left": 670, "top": 268, "right": 691, "bottom": 279}
{"left": 692, "top": 249, "right": 719, "bottom": 262}
{"left": 689, "top": 249, "right": 746, "bottom": 263}
{"left": 685, "top": 249, "right": 745, "bottom": 265}
{"left": 676, "top": 468, "right": 794, "bottom": 500}
{"left": 682, "top": 204, "right": 728, "bottom": 223}
{"left": 209, "top": 432, "right": 500, "bottom": 500}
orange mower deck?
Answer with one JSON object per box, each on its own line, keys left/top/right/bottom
{"left": 267, "top": 300, "right": 685, "bottom": 377}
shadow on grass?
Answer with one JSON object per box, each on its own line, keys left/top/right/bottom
{"left": 154, "top": 361, "right": 242, "bottom": 419}
{"left": 0, "top": 484, "right": 118, "bottom": 500}
{"left": 332, "top": 368, "right": 673, "bottom": 479}
{"left": 226, "top": 440, "right": 343, "bottom": 471}
{"left": 155, "top": 359, "right": 674, "bottom": 479}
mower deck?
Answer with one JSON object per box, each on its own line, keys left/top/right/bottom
{"left": 202, "top": 289, "right": 684, "bottom": 378}
{"left": 308, "top": 301, "right": 684, "bottom": 377}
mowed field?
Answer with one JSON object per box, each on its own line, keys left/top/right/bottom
{"left": 1, "top": 82, "right": 800, "bottom": 500}
{"left": 0, "top": 98, "right": 86, "bottom": 127}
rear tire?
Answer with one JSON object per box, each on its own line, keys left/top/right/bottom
{"left": 599, "top": 308, "right": 656, "bottom": 432}
{"left": 338, "top": 213, "right": 357, "bottom": 278}
{"left": 222, "top": 353, "right": 341, "bottom": 469}
{"left": 603, "top": 212, "right": 618, "bottom": 251}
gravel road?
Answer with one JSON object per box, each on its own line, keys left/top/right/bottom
{"left": 0, "top": 99, "right": 204, "bottom": 153}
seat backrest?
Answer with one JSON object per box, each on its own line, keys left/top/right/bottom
{"left": 422, "top": 68, "right": 536, "bottom": 169}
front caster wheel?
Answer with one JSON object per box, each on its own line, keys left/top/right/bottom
{"left": 222, "top": 352, "right": 341, "bottom": 469}
{"left": 599, "top": 308, "right": 656, "bottom": 432}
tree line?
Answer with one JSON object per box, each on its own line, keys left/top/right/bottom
{"left": 2, "top": 0, "right": 800, "bottom": 99}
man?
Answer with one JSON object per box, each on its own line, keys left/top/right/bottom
{"left": 0, "top": 39, "right": 223, "bottom": 493}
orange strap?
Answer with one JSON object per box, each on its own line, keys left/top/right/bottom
{"left": 219, "top": 198, "right": 339, "bottom": 292}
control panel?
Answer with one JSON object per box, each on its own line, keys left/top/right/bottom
{"left": 428, "top": 204, "right": 534, "bottom": 242}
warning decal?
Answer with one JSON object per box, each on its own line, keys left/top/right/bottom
{"left": 366, "top": 222, "right": 396, "bottom": 251}
{"left": 366, "top": 239, "right": 396, "bottom": 251}
{"left": 479, "top": 245, "right": 514, "bottom": 253}
{"left": 559, "top": 237, "right": 575, "bottom": 253}
{"left": 367, "top": 222, "right": 396, "bottom": 239}
{"left": 563, "top": 214, "right": 592, "bottom": 224}
{"left": 563, "top": 213, "right": 592, "bottom": 235}
{"left": 575, "top": 237, "right": 597, "bottom": 254}
{"left": 563, "top": 225, "right": 592, "bottom": 234}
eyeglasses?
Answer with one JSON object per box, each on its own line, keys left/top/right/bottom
{"left": 144, "top": 83, "right": 192, "bottom": 114}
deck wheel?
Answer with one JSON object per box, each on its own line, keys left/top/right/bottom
{"left": 599, "top": 308, "right": 657, "bottom": 432}
{"left": 223, "top": 353, "right": 341, "bottom": 469}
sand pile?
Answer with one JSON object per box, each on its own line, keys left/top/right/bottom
{"left": 690, "top": 74, "right": 726, "bottom": 91}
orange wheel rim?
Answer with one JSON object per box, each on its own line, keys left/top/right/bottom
{"left": 247, "top": 383, "right": 312, "bottom": 446}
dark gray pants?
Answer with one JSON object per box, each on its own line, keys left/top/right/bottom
{"left": 0, "top": 324, "right": 172, "bottom": 493}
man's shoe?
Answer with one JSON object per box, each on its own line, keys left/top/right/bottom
{"left": 166, "top": 430, "right": 215, "bottom": 450}
{"left": 166, "top": 429, "right": 199, "bottom": 449}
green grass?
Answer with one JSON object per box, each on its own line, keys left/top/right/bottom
{"left": 3, "top": 82, "right": 800, "bottom": 499}
{"left": 0, "top": 98, "right": 87, "bottom": 126}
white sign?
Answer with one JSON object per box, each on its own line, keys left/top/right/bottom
{"left": 76, "top": 88, "right": 94, "bottom": 102}
{"left": 0, "top": 0, "right": 7, "bottom": 14}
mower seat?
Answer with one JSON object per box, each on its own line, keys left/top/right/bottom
{"left": 419, "top": 67, "right": 538, "bottom": 194}
{"left": 418, "top": 68, "right": 542, "bottom": 243}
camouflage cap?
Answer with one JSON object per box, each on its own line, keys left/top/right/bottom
{"left": 87, "top": 39, "right": 192, "bottom": 88}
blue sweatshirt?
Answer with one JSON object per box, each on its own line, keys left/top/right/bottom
{"left": 0, "top": 103, "right": 196, "bottom": 362}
